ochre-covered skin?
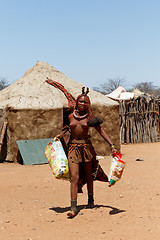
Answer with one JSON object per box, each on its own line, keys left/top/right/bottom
{"left": 66, "top": 94, "right": 118, "bottom": 217}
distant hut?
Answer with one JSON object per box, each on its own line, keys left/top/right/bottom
{"left": 0, "top": 61, "right": 120, "bottom": 162}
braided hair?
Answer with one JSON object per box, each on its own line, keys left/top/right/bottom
{"left": 75, "top": 87, "right": 103, "bottom": 127}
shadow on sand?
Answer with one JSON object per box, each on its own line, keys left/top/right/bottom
{"left": 49, "top": 204, "right": 126, "bottom": 215}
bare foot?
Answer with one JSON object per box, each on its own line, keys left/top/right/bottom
{"left": 67, "top": 210, "right": 77, "bottom": 218}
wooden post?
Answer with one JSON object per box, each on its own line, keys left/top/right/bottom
{"left": 0, "top": 121, "right": 7, "bottom": 151}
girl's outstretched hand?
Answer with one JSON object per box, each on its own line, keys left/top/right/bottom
{"left": 110, "top": 144, "right": 117, "bottom": 153}
{"left": 112, "top": 148, "right": 117, "bottom": 153}
{"left": 55, "top": 134, "right": 60, "bottom": 141}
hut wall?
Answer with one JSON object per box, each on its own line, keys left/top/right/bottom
{"left": 3, "top": 108, "right": 63, "bottom": 162}
{"left": 2, "top": 104, "right": 120, "bottom": 162}
{"left": 89, "top": 104, "right": 120, "bottom": 155}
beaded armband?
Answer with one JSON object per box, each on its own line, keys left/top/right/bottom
{"left": 110, "top": 144, "right": 115, "bottom": 150}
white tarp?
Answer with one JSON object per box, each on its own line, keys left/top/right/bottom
{"left": 106, "top": 86, "right": 134, "bottom": 101}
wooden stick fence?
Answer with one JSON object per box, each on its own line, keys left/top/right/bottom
{"left": 119, "top": 96, "right": 160, "bottom": 144}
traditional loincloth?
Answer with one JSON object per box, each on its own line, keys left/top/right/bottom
{"left": 67, "top": 138, "right": 108, "bottom": 193}
{"left": 68, "top": 138, "right": 95, "bottom": 163}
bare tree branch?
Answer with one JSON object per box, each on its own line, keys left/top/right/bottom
{"left": 0, "top": 77, "right": 9, "bottom": 90}
{"left": 133, "top": 82, "right": 157, "bottom": 95}
{"left": 93, "top": 77, "right": 126, "bottom": 94}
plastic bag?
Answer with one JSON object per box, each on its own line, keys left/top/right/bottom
{"left": 108, "top": 152, "right": 125, "bottom": 187}
{"left": 45, "top": 138, "right": 70, "bottom": 180}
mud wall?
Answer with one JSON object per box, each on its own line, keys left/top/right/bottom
{"left": 89, "top": 104, "right": 120, "bottom": 156}
{"left": 2, "top": 104, "right": 120, "bottom": 163}
{"left": 3, "top": 108, "right": 63, "bottom": 162}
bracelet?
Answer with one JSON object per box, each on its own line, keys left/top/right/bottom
{"left": 110, "top": 144, "right": 115, "bottom": 150}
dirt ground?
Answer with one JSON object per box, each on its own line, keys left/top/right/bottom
{"left": 0, "top": 142, "right": 160, "bottom": 240}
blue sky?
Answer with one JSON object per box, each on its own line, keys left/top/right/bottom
{"left": 1, "top": 0, "right": 160, "bottom": 89}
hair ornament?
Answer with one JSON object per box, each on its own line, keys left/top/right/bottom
{"left": 82, "top": 87, "right": 85, "bottom": 95}
{"left": 81, "top": 87, "right": 89, "bottom": 95}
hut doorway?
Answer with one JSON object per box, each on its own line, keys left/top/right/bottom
{"left": 63, "top": 108, "right": 73, "bottom": 126}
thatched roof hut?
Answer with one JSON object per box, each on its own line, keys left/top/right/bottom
{"left": 0, "top": 61, "right": 120, "bottom": 162}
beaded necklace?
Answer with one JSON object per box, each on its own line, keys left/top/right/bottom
{"left": 73, "top": 110, "right": 88, "bottom": 120}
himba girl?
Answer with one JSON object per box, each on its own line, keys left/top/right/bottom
{"left": 67, "top": 87, "right": 117, "bottom": 218}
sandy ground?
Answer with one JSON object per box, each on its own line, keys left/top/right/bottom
{"left": 0, "top": 142, "right": 160, "bottom": 240}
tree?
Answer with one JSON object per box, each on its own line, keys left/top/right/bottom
{"left": 155, "top": 87, "right": 160, "bottom": 96}
{"left": 93, "top": 77, "right": 126, "bottom": 94}
{"left": 0, "top": 77, "right": 9, "bottom": 90}
{"left": 133, "top": 82, "right": 157, "bottom": 95}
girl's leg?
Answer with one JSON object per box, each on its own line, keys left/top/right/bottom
{"left": 67, "top": 159, "right": 79, "bottom": 217}
{"left": 83, "top": 161, "right": 94, "bottom": 207}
